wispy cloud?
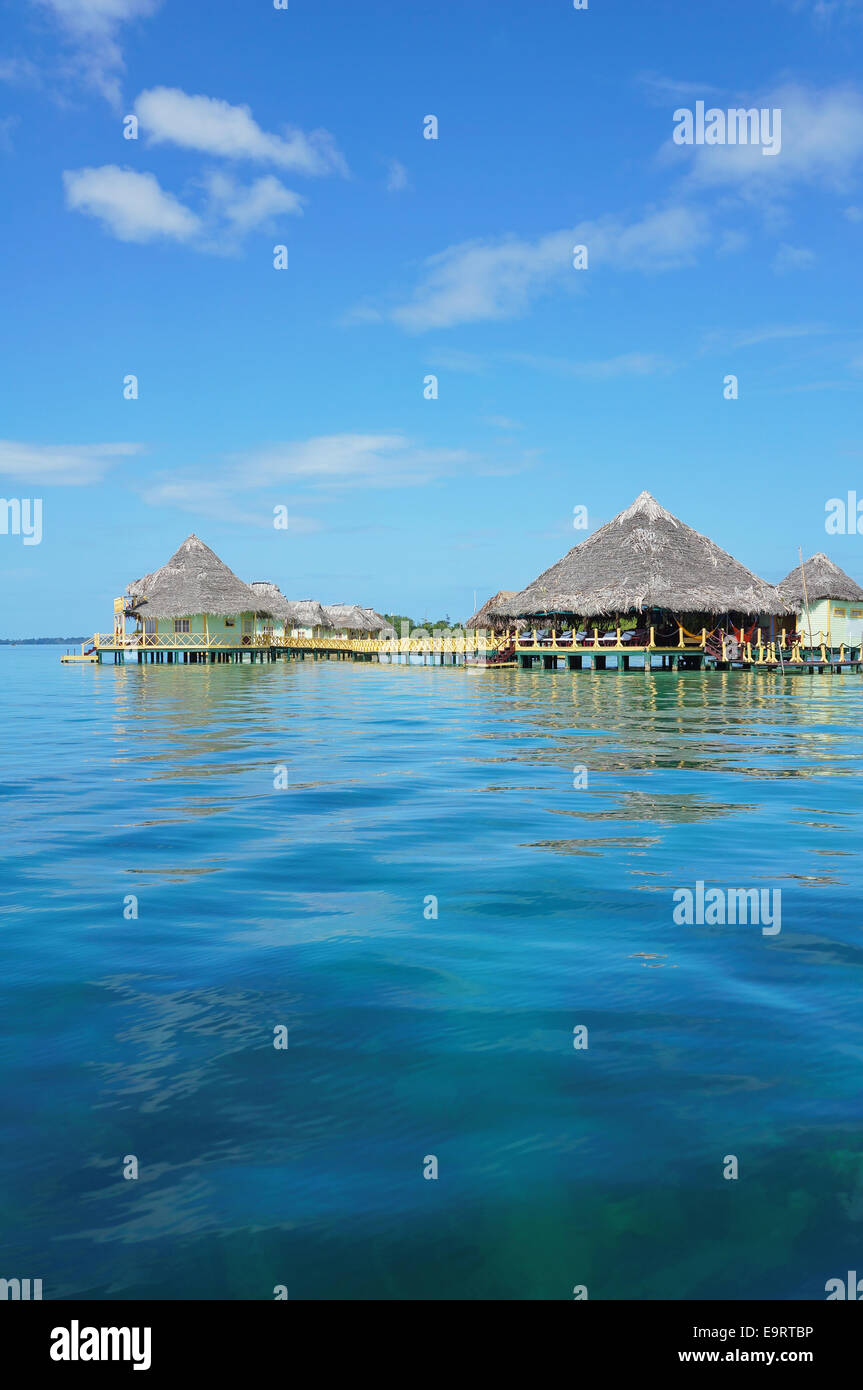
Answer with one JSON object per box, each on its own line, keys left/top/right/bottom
{"left": 505, "top": 351, "right": 673, "bottom": 379}
{"left": 133, "top": 88, "right": 347, "bottom": 176}
{"left": 772, "top": 242, "right": 817, "bottom": 273}
{"left": 780, "top": 0, "right": 863, "bottom": 24}
{"left": 0, "top": 440, "right": 144, "bottom": 484}
{"left": 385, "top": 158, "right": 409, "bottom": 192}
{"left": 700, "top": 323, "right": 830, "bottom": 351}
{"left": 368, "top": 206, "right": 708, "bottom": 331}
{"left": 138, "top": 434, "right": 482, "bottom": 524}
{"left": 637, "top": 71, "right": 725, "bottom": 106}
{"left": 35, "top": 0, "right": 163, "bottom": 105}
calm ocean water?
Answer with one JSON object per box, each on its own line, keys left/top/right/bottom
{"left": 1, "top": 648, "right": 862, "bottom": 1300}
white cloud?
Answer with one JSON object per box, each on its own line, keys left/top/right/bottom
{"left": 138, "top": 434, "right": 479, "bottom": 523}
{"left": 772, "top": 243, "right": 817, "bottom": 272}
{"left": 637, "top": 72, "right": 724, "bottom": 106}
{"left": 701, "top": 323, "right": 829, "bottom": 350}
{"left": 35, "top": 0, "right": 162, "bottom": 104}
{"left": 134, "top": 88, "right": 347, "bottom": 176}
{"left": 200, "top": 171, "right": 304, "bottom": 241}
{"left": 506, "top": 351, "right": 672, "bottom": 379}
{"left": 63, "top": 165, "right": 202, "bottom": 242}
{"left": 670, "top": 84, "right": 863, "bottom": 200}
{"left": 229, "top": 435, "right": 472, "bottom": 490}
{"left": 782, "top": 0, "right": 863, "bottom": 22}
{"left": 382, "top": 206, "right": 707, "bottom": 331}
{"left": 0, "top": 440, "right": 143, "bottom": 484}
{"left": 64, "top": 164, "right": 304, "bottom": 251}
{"left": 385, "top": 158, "right": 409, "bottom": 191}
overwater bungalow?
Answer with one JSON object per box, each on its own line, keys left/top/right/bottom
{"left": 125, "top": 534, "right": 273, "bottom": 657}
{"left": 776, "top": 553, "right": 863, "bottom": 651}
{"left": 322, "top": 604, "right": 379, "bottom": 638}
{"left": 360, "top": 607, "right": 396, "bottom": 638}
{"left": 498, "top": 491, "right": 790, "bottom": 669}
{"left": 249, "top": 581, "right": 294, "bottom": 643}
{"left": 283, "top": 600, "right": 330, "bottom": 640}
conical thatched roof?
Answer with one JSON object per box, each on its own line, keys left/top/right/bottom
{"left": 500, "top": 492, "right": 788, "bottom": 619}
{"left": 127, "top": 535, "right": 272, "bottom": 618}
{"left": 776, "top": 553, "right": 863, "bottom": 604}
{"left": 249, "top": 581, "right": 293, "bottom": 619}
{"left": 285, "top": 599, "right": 328, "bottom": 629}
{"left": 466, "top": 590, "right": 526, "bottom": 630}
{"left": 323, "top": 603, "right": 377, "bottom": 632}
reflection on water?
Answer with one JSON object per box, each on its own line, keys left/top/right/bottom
{"left": 1, "top": 651, "right": 863, "bottom": 1299}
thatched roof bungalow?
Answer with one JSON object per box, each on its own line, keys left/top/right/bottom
{"left": 777, "top": 553, "right": 863, "bottom": 647}
{"left": 360, "top": 607, "right": 396, "bottom": 637}
{"left": 323, "top": 603, "right": 378, "bottom": 637}
{"left": 126, "top": 534, "right": 272, "bottom": 641}
{"left": 500, "top": 492, "right": 787, "bottom": 627}
{"left": 283, "top": 599, "right": 329, "bottom": 637}
{"left": 249, "top": 580, "right": 293, "bottom": 623}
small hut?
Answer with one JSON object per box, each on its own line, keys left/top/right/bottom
{"left": 776, "top": 553, "right": 863, "bottom": 648}
{"left": 126, "top": 534, "right": 272, "bottom": 644}
{"left": 500, "top": 491, "right": 787, "bottom": 637}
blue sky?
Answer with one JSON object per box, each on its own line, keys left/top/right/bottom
{"left": 1, "top": 0, "right": 863, "bottom": 634}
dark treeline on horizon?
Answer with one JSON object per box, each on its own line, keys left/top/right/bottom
{"left": 0, "top": 638, "right": 87, "bottom": 645}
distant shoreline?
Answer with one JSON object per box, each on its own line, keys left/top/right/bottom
{"left": 0, "top": 638, "right": 86, "bottom": 646}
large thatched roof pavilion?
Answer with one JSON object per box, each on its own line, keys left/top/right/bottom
{"left": 501, "top": 492, "right": 787, "bottom": 621}
{"left": 127, "top": 534, "right": 272, "bottom": 618}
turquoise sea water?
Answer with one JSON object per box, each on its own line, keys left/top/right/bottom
{"left": 1, "top": 648, "right": 862, "bottom": 1300}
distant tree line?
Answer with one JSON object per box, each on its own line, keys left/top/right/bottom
{"left": 383, "top": 614, "right": 465, "bottom": 634}
{"left": 0, "top": 637, "right": 86, "bottom": 645}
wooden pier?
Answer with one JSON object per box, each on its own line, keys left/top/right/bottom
{"left": 61, "top": 623, "right": 862, "bottom": 674}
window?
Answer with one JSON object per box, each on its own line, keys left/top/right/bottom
{"left": 834, "top": 608, "right": 846, "bottom": 618}
{"left": 851, "top": 609, "right": 863, "bottom": 619}
{"left": 173, "top": 619, "right": 191, "bottom": 634}
{"left": 144, "top": 619, "right": 156, "bottom": 634}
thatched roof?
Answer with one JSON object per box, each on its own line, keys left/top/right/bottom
{"left": 127, "top": 534, "right": 272, "bottom": 619}
{"left": 285, "top": 598, "right": 328, "bottom": 629}
{"left": 776, "top": 553, "right": 863, "bottom": 604}
{"left": 500, "top": 492, "right": 788, "bottom": 619}
{"left": 359, "top": 607, "right": 395, "bottom": 635}
{"left": 466, "top": 590, "right": 526, "bottom": 630}
{"left": 249, "top": 581, "right": 294, "bottom": 619}
{"left": 322, "top": 603, "right": 377, "bottom": 632}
